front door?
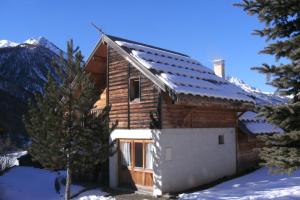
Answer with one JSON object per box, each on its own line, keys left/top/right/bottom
{"left": 118, "top": 139, "right": 153, "bottom": 189}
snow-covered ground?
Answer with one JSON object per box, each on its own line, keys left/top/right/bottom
{"left": 2, "top": 165, "right": 300, "bottom": 199}
{"left": 180, "top": 167, "right": 300, "bottom": 200}
{"left": 0, "top": 167, "right": 112, "bottom": 200}
{"left": 0, "top": 151, "right": 27, "bottom": 171}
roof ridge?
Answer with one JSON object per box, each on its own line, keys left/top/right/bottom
{"left": 106, "top": 34, "right": 189, "bottom": 57}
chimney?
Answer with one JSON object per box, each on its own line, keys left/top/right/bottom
{"left": 213, "top": 59, "right": 225, "bottom": 78}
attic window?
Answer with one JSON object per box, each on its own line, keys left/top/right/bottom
{"left": 130, "top": 78, "right": 140, "bottom": 102}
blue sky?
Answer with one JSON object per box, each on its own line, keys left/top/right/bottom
{"left": 1, "top": 0, "right": 279, "bottom": 92}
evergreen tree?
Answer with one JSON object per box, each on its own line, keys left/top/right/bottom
{"left": 24, "top": 40, "right": 117, "bottom": 200}
{"left": 25, "top": 74, "right": 65, "bottom": 170}
{"left": 236, "top": 0, "right": 300, "bottom": 174}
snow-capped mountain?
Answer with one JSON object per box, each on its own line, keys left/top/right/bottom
{"left": 0, "top": 37, "right": 64, "bottom": 144}
{"left": 0, "top": 37, "right": 63, "bottom": 97}
{"left": 23, "top": 37, "right": 65, "bottom": 58}
{"left": 1, "top": 37, "right": 64, "bottom": 57}
{"left": 227, "top": 76, "right": 288, "bottom": 105}
{"left": 0, "top": 40, "right": 19, "bottom": 48}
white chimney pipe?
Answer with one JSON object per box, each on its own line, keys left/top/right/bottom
{"left": 213, "top": 59, "right": 225, "bottom": 78}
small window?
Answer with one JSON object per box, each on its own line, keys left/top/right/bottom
{"left": 130, "top": 78, "right": 140, "bottom": 101}
{"left": 218, "top": 135, "right": 224, "bottom": 145}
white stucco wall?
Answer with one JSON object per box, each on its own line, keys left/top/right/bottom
{"left": 109, "top": 128, "right": 237, "bottom": 196}
{"left": 153, "top": 128, "right": 236, "bottom": 194}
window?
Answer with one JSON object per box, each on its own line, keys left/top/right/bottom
{"left": 218, "top": 135, "right": 224, "bottom": 145}
{"left": 134, "top": 143, "right": 143, "bottom": 168}
{"left": 119, "top": 140, "right": 153, "bottom": 171}
{"left": 145, "top": 143, "right": 153, "bottom": 169}
{"left": 130, "top": 78, "right": 140, "bottom": 101}
{"left": 120, "top": 142, "right": 131, "bottom": 167}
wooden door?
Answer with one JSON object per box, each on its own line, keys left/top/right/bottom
{"left": 119, "top": 139, "right": 153, "bottom": 189}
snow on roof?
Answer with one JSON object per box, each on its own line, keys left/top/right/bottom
{"left": 239, "top": 111, "right": 260, "bottom": 121}
{"left": 114, "top": 40, "right": 254, "bottom": 103}
{"left": 228, "top": 76, "right": 289, "bottom": 106}
{"left": 245, "top": 121, "right": 283, "bottom": 135}
{"left": 228, "top": 78, "right": 287, "bottom": 135}
{"left": 239, "top": 111, "right": 283, "bottom": 134}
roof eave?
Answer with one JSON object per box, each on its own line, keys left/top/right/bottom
{"left": 84, "top": 35, "right": 106, "bottom": 71}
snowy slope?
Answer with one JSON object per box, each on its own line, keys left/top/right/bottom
{"left": 0, "top": 167, "right": 112, "bottom": 200}
{"left": 180, "top": 167, "right": 300, "bottom": 200}
{"left": 0, "top": 151, "right": 27, "bottom": 170}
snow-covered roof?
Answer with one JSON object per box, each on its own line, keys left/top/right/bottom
{"left": 110, "top": 37, "right": 254, "bottom": 103}
{"left": 226, "top": 77, "right": 287, "bottom": 135}
{"left": 239, "top": 111, "right": 283, "bottom": 135}
{"left": 228, "top": 77, "right": 289, "bottom": 105}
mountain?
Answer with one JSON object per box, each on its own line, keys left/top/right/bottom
{"left": 0, "top": 40, "right": 19, "bottom": 48}
{"left": 227, "top": 76, "right": 288, "bottom": 106}
{"left": 0, "top": 37, "right": 63, "bottom": 145}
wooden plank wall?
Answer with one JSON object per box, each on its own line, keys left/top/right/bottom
{"left": 108, "top": 47, "right": 129, "bottom": 128}
{"left": 161, "top": 94, "right": 236, "bottom": 128}
{"left": 108, "top": 47, "right": 159, "bottom": 129}
{"left": 237, "top": 130, "right": 263, "bottom": 172}
{"left": 129, "top": 66, "right": 159, "bottom": 129}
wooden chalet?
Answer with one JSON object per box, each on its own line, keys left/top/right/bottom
{"left": 85, "top": 34, "right": 258, "bottom": 195}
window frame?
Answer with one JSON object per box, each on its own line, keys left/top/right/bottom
{"left": 129, "top": 77, "right": 141, "bottom": 102}
{"left": 119, "top": 139, "right": 153, "bottom": 172}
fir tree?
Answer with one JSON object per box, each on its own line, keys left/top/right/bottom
{"left": 236, "top": 0, "right": 300, "bottom": 174}
{"left": 24, "top": 40, "right": 117, "bottom": 200}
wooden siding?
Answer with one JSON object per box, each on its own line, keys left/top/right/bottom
{"left": 161, "top": 94, "right": 236, "bottom": 128}
{"left": 108, "top": 47, "right": 159, "bottom": 129}
{"left": 237, "top": 129, "right": 263, "bottom": 173}
{"left": 128, "top": 65, "right": 159, "bottom": 129}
